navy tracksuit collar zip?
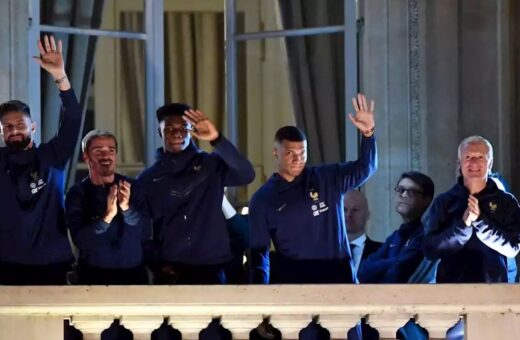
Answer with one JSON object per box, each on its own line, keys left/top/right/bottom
{"left": 155, "top": 141, "right": 200, "bottom": 166}
{"left": 453, "top": 176, "right": 499, "bottom": 199}
{"left": 6, "top": 146, "right": 37, "bottom": 165}
{"left": 84, "top": 173, "right": 125, "bottom": 189}
{"left": 398, "top": 219, "right": 422, "bottom": 237}
{"left": 271, "top": 168, "right": 307, "bottom": 192}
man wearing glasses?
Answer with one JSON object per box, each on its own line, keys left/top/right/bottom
{"left": 358, "top": 171, "right": 434, "bottom": 283}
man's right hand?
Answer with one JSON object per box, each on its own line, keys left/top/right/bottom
{"left": 102, "top": 185, "right": 119, "bottom": 223}
{"left": 463, "top": 194, "right": 480, "bottom": 227}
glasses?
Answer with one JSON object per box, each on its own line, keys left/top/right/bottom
{"left": 394, "top": 186, "right": 424, "bottom": 197}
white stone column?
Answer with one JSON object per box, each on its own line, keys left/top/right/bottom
{"left": 0, "top": 0, "right": 30, "bottom": 106}
{"left": 361, "top": 0, "right": 421, "bottom": 242}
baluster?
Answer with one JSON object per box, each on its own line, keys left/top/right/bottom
{"left": 168, "top": 315, "right": 213, "bottom": 339}
{"left": 119, "top": 315, "right": 163, "bottom": 340}
{"left": 366, "top": 313, "right": 412, "bottom": 339}
{"left": 319, "top": 313, "right": 363, "bottom": 339}
{"left": 69, "top": 315, "right": 115, "bottom": 340}
{"left": 270, "top": 314, "right": 313, "bottom": 339}
{"left": 415, "top": 313, "right": 460, "bottom": 339}
{"left": 220, "top": 314, "right": 263, "bottom": 339}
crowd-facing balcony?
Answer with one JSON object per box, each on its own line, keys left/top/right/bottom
{"left": 0, "top": 284, "right": 519, "bottom": 339}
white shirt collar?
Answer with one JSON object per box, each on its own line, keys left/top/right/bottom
{"left": 350, "top": 233, "right": 367, "bottom": 247}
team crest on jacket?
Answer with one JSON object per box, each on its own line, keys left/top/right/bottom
{"left": 30, "top": 171, "right": 39, "bottom": 181}
{"left": 309, "top": 189, "right": 328, "bottom": 217}
{"left": 489, "top": 201, "right": 497, "bottom": 213}
{"left": 309, "top": 190, "right": 319, "bottom": 201}
{"left": 29, "top": 171, "right": 46, "bottom": 195}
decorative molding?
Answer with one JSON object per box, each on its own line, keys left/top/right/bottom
{"left": 408, "top": 0, "right": 421, "bottom": 170}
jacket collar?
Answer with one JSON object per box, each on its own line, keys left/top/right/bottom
{"left": 155, "top": 141, "right": 201, "bottom": 167}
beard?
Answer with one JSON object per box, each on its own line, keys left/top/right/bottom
{"left": 5, "top": 135, "right": 32, "bottom": 151}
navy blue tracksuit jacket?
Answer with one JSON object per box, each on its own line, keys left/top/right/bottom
{"left": 137, "top": 136, "right": 255, "bottom": 266}
{"left": 423, "top": 177, "right": 520, "bottom": 283}
{"left": 65, "top": 174, "right": 151, "bottom": 269}
{"left": 0, "top": 89, "right": 80, "bottom": 265}
{"left": 249, "top": 135, "right": 377, "bottom": 283}
{"left": 358, "top": 220, "right": 424, "bottom": 283}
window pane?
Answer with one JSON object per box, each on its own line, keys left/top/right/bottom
{"left": 236, "top": 0, "right": 345, "bottom": 34}
{"left": 40, "top": 0, "right": 145, "bottom": 33}
{"left": 39, "top": 34, "right": 145, "bottom": 185}
{"left": 163, "top": 11, "right": 225, "bottom": 153}
{"left": 237, "top": 33, "right": 346, "bottom": 196}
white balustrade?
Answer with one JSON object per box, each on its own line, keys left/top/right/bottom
{"left": 0, "top": 285, "right": 518, "bottom": 339}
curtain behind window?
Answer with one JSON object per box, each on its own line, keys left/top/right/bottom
{"left": 278, "top": 0, "right": 347, "bottom": 164}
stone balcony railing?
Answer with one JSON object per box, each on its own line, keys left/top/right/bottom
{"left": 0, "top": 284, "right": 519, "bottom": 340}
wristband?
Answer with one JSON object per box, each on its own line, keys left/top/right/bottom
{"left": 54, "top": 75, "right": 68, "bottom": 84}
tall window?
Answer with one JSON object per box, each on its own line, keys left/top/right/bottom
{"left": 28, "top": 0, "right": 358, "bottom": 203}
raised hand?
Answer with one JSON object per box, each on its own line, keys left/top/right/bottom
{"left": 117, "top": 180, "right": 131, "bottom": 212}
{"left": 182, "top": 109, "right": 219, "bottom": 142}
{"left": 463, "top": 195, "right": 480, "bottom": 227}
{"left": 33, "top": 35, "right": 66, "bottom": 80}
{"left": 348, "top": 94, "right": 375, "bottom": 137}
{"left": 103, "top": 184, "right": 119, "bottom": 223}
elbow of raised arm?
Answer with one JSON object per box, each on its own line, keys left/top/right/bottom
{"left": 369, "top": 157, "right": 378, "bottom": 176}
{"left": 233, "top": 162, "right": 256, "bottom": 185}
{"left": 244, "top": 164, "right": 256, "bottom": 184}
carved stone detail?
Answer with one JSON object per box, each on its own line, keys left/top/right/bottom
{"left": 409, "top": 0, "right": 422, "bottom": 170}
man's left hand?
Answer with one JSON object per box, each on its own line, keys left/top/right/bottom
{"left": 117, "top": 180, "right": 131, "bottom": 212}
{"left": 348, "top": 93, "right": 375, "bottom": 137}
{"left": 183, "top": 109, "right": 220, "bottom": 142}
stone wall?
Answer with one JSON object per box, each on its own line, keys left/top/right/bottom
{"left": 361, "top": 0, "right": 519, "bottom": 241}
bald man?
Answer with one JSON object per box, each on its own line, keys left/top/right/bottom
{"left": 344, "top": 190, "right": 382, "bottom": 274}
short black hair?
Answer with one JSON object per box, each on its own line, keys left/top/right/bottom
{"left": 0, "top": 100, "right": 31, "bottom": 120}
{"left": 274, "top": 126, "right": 307, "bottom": 143}
{"left": 398, "top": 171, "right": 435, "bottom": 199}
{"left": 156, "top": 103, "right": 192, "bottom": 123}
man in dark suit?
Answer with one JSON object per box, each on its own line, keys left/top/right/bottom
{"left": 344, "top": 190, "right": 382, "bottom": 274}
